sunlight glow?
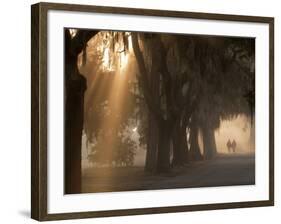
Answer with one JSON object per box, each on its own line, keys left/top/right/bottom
{"left": 69, "top": 29, "right": 77, "bottom": 39}
{"left": 81, "top": 31, "right": 135, "bottom": 178}
{"left": 119, "top": 35, "right": 132, "bottom": 70}
{"left": 101, "top": 32, "right": 132, "bottom": 72}
{"left": 128, "top": 35, "right": 132, "bottom": 50}
{"left": 119, "top": 52, "right": 129, "bottom": 69}
{"left": 102, "top": 48, "right": 112, "bottom": 71}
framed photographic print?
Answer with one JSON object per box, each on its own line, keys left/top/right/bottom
{"left": 31, "top": 2, "right": 274, "bottom": 221}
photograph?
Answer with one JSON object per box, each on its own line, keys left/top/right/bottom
{"left": 64, "top": 29, "right": 256, "bottom": 194}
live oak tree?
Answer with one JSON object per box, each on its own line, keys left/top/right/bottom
{"left": 64, "top": 29, "right": 98, "bottom": 193}
{"left": 131, "top": 33, "right": 254, "bottom": 170}
{"left": 132, "top": 33, "right": 200, "bottom": 172}
{"left": 193, "top": 37, "right": 255, "bottom": 159}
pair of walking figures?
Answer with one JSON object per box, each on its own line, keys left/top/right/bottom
{"left": 227, "top": 139, "right": 237, "bottom": 153}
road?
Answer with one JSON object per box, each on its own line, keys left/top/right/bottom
{"left": 82, "top": 153, "right": 255, "bottom": 193}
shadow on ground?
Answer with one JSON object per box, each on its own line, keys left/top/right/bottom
{"left": 81, "top": 153, "right": 255, "bottom": 193}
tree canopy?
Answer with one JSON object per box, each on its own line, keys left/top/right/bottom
{"left": 73, "top": 29, "right": 255, "bottom": 172}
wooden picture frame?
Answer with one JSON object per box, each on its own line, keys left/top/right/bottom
{"left": 31, "top": 2, "right": 274, "bottom": 221}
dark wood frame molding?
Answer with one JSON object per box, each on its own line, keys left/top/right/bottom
{"left": 31, "top": 2, "right": 274, "bottom": 221}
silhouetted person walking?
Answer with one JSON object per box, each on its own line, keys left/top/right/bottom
{"left": 227, "top": 139, "right": 231, "bottom": 153}
{"left": 232, "top": 139, "right": 237, "bottom": 153}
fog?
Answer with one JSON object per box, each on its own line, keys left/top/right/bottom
{"left": 64, "top": 29, "right": 255, "bottom": 194}
{"left": 76, "top": 31, "right": 255, "bottom": 171}
{"left": 213, "top": 115, "right": 255, "bottom": 154}
{"left": 82, "top": 114, "right": 254, "bottom": 169}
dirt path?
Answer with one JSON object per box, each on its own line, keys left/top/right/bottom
{"left": 82, "top": 153, "right": 255, "bottom": 193}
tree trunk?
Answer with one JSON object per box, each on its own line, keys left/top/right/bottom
{"left": 172, "top": 122, "right": 188, "bottom": 166}
{"left": 145, "top": 36, "right": 160, "bottom": 172}
{"left": 249, "top": 115, "right": 255, "bottom": 152}
{"left": 64, "top": 30, "right": 93, "bottom": 194}
{"left": 145, "top": 114, "right": 158, "bottom": 172}
{"left": 189, "top": 118, "right": 203, "bottom": 161}
{"left": 64, "top": 31, "right": 84, "bottom": 194}
{"left": 157, "top": 123, "right": 171, "bottom": 172}
{"left": 64, "top": 74, "right": 86, "bottom": 194}
{"left": 202, "top": 124, "right": 217, "bottom": 159}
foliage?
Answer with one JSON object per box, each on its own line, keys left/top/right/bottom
{"left": 87, "top": 129, "right": 137, "bottom": 167}
{"left": 75, "top": 29, "right": 255, "bottom": 170}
